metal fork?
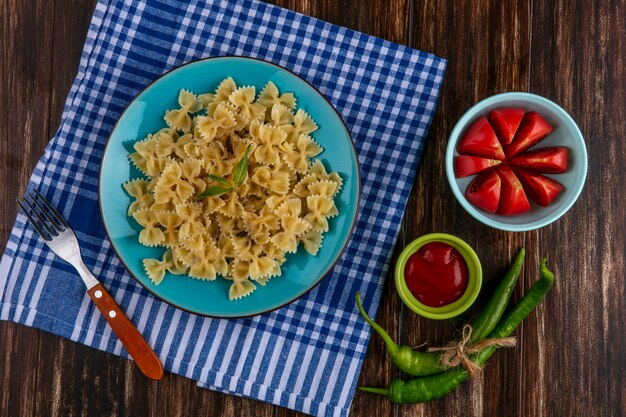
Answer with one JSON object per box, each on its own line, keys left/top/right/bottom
{"left": 18, "top": 190, "right": 163, "bottom": 380}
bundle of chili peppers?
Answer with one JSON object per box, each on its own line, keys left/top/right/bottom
{"left": 356, "top": 249, "right": 555, "bottom": 404}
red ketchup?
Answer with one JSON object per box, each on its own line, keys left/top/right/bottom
{"left": 404, "top": 242, "right": 469, "bottom": 307}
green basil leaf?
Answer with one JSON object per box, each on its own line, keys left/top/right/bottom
{"left": 234, "top": 144, "right": 252, "bottom": 187}
{"left": 206, "top": 174, "right": 232, "bottom": 187}
{"left": 194, "top": 186, "right": 231, "bottom": 201}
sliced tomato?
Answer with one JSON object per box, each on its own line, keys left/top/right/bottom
{"left": 488, "top": 108, "right": 525, "bottom": 145}
{"left": 496, "top": 166, "right": 531, "bottom": 215}
{"left": 509, "top": 146, "right": 569, "bottom": 174}
{"left": 454, "top": 155, "right": 502, "bottom": 178}
{"left": 513, "top": 167, "right": 564, "bottom": 206}
{"left": 505, "top": 111, "right": 554, "bottom": 157}
{"left": 458, "top": 116, "right": 506, "bottom": 160}
{"left": 465, "top": 169, "right": 501, "bottom": 213}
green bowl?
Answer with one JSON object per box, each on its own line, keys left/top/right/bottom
{"left": 394, "top": 233, "right": 482, "bottom": 320}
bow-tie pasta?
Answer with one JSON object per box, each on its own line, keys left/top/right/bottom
{"left": 124, "top": 77, "right": 342, "bottom": 300}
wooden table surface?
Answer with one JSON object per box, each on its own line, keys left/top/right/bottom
{"left": 1, "top": 0, "right": 624, "bottom": 416}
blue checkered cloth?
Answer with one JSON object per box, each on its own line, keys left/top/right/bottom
{"left": 0, "top": 0, "right": 445, "bottom": 415}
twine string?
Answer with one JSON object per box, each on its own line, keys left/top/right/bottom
{"left": 427, "top": 324, "right": 517, "bottom": 377}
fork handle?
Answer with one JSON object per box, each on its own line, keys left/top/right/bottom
{"left": 87, "top": 283, "right": 164, "bottom": 380}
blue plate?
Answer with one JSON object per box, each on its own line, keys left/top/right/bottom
{"left": 99, "top": 56, "right": 360, "bottom": 317}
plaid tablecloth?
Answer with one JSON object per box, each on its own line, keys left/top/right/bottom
{"left": 0, "top": 0, "right": 445, "bottom": 415}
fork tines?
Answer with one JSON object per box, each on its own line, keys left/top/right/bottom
{"left": 18, "top": 190, "right": 69, "bottom": 241}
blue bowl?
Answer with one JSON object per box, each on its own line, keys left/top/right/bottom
{"left": 445, "top": 92, "right": 587, "bottom": 232}
{"left": 99, "top": 56, "right": 360, "bottom": 317}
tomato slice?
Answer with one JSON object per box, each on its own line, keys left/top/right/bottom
{"left": 454, "top": 155, "right": 502, "bottom": 178}
{"left": 488, "top": 108, "right": 525, "bottom": 145}
{"left": 509, "top": 146, "right": 568, "bottom": 174}
{"left": 513, "top": 167, "right": 564, "bottom": 206}
{"left": 458, "top": 116, "right": 506, "bottom": 160}
{"left": 505, "top": 111, "right": 554, "bottom": 157}
{"left": 465, "top": 169, "right": 501, "bottom": 213}
{"left": 496, "top": 166, "right": 531, "bottom": 215}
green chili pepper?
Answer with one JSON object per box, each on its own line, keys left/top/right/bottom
{"left": 358, "top": 371, "right": 468, "bottom": 404}
{"left": 359, "top": 258, "right": 555, "bottom": 404}
{"left": 469, "top": 248, "right": 525, "bottom": 344}
{"left": 476, "top": 257, "right": 555, "bottom": 359}
{"left": 355, "top": 292, "right": 447, "bottom": 376}
{"left": 354, "top": 248, "right": 525, "bottom": 377}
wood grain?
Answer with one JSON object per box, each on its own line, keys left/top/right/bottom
{"left": 522, "top": 1, "right": 626, "bottom": 416}
{"left": 0, "top": 0, "right": 53, "bottom": 240}
{"left": 32, "top": 329, "right": 156, "bottom": 417}
{"left": 1, "top": 0, "right": 625, "bottom": 416}
{"left": 0, "top": 322, "right": 39, "bottom": 417}
{"left": 392, "top": 1, "right": 531, "bottom": 416}
{"left": 0, "top": 0, "right": 53, "bottom": 413}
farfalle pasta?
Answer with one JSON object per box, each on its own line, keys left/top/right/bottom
{"left": 124, "top": 78, "right": 342, "bottom": 300}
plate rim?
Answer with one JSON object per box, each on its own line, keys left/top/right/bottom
{"left": 98, "top": 55, "right": 361, "bottom": 318}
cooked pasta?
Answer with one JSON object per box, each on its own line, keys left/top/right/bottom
{"left": 125, "top": 78, "right": 341, "bottom": 300}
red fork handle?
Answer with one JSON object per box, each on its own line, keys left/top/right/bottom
{"left": 87, "top": 283, "right": 163, "bottom": 380}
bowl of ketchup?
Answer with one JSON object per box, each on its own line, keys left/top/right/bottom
{"left": 394, "top": 233, "right": 482, "bottom": 319}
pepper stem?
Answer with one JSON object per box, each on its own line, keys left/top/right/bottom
{"left": 540, "top": 258, "right": 554, "bottom": 284}
{"left": 358, "top": 387, "right": 390, "bottom": 396}
{"left": 355, "top": 292, "right": 399, "bottom": 355}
